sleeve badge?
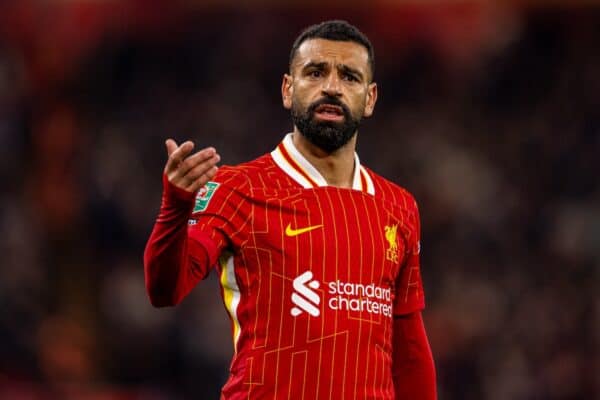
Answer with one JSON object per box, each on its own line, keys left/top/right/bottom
{"left": 192, "top": 182, "right": 220, "bottom": 213}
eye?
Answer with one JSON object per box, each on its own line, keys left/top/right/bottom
{"left": 343, "top": 73, "right": 357, "bottom": 82}
{"left": 309, "top": 70, "right": 322, "bottom": 78}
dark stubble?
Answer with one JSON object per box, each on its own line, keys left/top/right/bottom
{"left": 291, "top": 96, "right": 362, "bottom": 153}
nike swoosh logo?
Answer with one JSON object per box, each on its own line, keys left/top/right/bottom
{"left": 285, "top": 223, "right": 323, "bottom": 237}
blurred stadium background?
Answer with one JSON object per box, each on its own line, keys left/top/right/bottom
{"left": 0, "top": 0, "right": 598, "bottom": 399}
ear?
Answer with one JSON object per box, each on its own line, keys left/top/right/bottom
{"left": 363, "top": 82, "right": 378, "bottom": 118}
{"left": 281, "top": 74, "right": 293, "bottom": 110}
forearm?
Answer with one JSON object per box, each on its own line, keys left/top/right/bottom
{"left": 143, "top": 174, "right": 208, "bottom": 307}
{"left": 392, "top": 312, "right": 437, "bottom": 399}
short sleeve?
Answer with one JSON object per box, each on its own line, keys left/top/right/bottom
{"left": 393, "top": 195, "right": 425, "bottom": 316}
{"left": 187, "top": 167, "right": 252, "bottom": 266}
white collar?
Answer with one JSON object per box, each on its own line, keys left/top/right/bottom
{"left": 270, "top": 133, "right": 375, "bottom": 194}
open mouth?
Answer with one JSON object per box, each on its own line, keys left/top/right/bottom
{"left": 314, "top": 104, "right": 345, "bottom": 121}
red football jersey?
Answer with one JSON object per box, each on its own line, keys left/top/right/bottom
{"left": 188, "top": 133, "right": 424, "bottom": 400}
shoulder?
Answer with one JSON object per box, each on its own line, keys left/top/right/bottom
{"left": 189, "top": 158, "right": 265, "bottom": 215}
{"left": 213, "top": 153, "right": 285, "bottom": 189}
{"left": 363, "top": 166, "right": 419, "bottom": 214}
{"left": 209, "top": 153, "right": 278, "bottom": 190}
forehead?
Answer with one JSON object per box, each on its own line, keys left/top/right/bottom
{"left": 292, "top": 38, "right": 370, "bottom": 73}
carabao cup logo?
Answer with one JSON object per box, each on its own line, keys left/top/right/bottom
{"left": 291, "top": 271, "right": 320, "bottom": 317}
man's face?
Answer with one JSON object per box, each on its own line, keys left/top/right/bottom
{"left": 282, "top": 38, "right": 378, "bottom": 153}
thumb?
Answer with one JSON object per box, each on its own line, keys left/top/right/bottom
{"left": 165, "top": 139, "right": 178, "bottom": 156}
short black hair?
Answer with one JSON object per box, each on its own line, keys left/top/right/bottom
{"left": 289, "top": 20, "right": 375, "bottom": 81}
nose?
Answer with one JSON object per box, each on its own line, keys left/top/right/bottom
{"left": 321, "top": 72, "right": 342, "bottom": 98}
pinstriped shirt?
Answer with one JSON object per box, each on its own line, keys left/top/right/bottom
{"left": 188, "top": 133, "right": 424, "bottom": 400}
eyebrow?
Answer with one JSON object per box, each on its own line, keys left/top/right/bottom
{"left": 302, "top": 61, "right": 328, "bottom": 72}
{"left": 301, "top": 61, "right": 365, "bottom": 81}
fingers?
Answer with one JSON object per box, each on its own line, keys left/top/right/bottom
{"left": 165, "top": 139, "right": 178, "bottom": 157}
{"left": 176, "top": 147, "right": 218, "bottom": 178}
{"left": 163, "top": 139, "right": 221, "bottom": 192}
{"left": 185, "top": 164, "right": 219, "bottom": 192}
{"left": 168, "top": 146, "right": 217, "bottom": 181}
{"left": 183, "top": 152, "right": 220, "bottom": 180}
{"left": 178, "top": 151, "right": 220, "bottom": 190}
{"left": 164, "top": 140, "right": 194, "bottom": 175}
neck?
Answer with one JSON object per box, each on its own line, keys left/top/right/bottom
{"left": 291, "top": 128, "right": 357, "bottom": 188}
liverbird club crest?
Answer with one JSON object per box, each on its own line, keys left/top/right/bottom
{"left": 384, "top": 224, "right": 399, "bottom": 264}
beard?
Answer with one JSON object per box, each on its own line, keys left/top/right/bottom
{"left": 291, "top": 96, "right": 362, "bottom": 153}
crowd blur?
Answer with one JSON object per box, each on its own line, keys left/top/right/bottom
{"left": 0, "top": 1, "right": 598, "bottom": 399}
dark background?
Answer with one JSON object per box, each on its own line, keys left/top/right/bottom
{"left": 0, "top": 1, "right": 598, "bottom": 399}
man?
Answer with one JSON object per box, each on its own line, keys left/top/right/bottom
{"left": 144, "top": 20, "right": 436, "bottom": 399}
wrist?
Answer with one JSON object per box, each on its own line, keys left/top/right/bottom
{"left": 162, "top": 173, "right": 197, "bottom": 208}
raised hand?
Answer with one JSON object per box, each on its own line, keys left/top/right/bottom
{"left": 164, "top": 139, "right": 221, "bottom": 193}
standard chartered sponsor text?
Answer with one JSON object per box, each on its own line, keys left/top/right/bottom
{"left": 327, "top": 280, "right": 392, "bottom": 317}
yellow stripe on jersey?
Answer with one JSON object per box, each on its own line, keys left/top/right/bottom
{"left": 271, "top": 146, "right": 314, "bottom": 188}
{"left": 220, "top": 253, "right": 241, "bottom": 353}
{"left": 270, "top": 133, "right": 376, "bottom": 194}
{"left": 360, "top": 166, "right": 376, "bottom": 195}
